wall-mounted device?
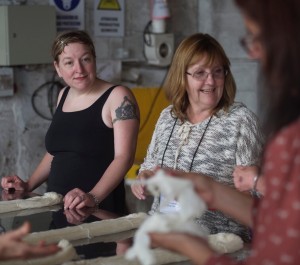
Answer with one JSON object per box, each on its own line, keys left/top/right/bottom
{"left": 144, "top": 0, "right": 174, "bottom": 67}
{"left": 0, "top": 5, "right": 56, "bottom": 66}
{"left": 144, "top": 32, "right": 174, "bottom": 67}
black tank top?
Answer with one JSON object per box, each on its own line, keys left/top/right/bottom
{"left": 45, "top": 86, "right": 127, "bottom": 214}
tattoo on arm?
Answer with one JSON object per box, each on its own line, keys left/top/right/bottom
{"left": 112, "top": 96, "right": 139, "bottom": 123}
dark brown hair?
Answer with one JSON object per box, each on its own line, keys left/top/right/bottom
{"left": 51, "top": 30, "right": 96, "bottom": 63}
{"left": 235, "top": 0, "right": 300, "bottom": 137}
{"left": 163, "top": 33, "right": 236, "bottom": 122}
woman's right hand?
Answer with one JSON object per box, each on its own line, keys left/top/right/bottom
{"left": 1, "top": 189, "right": 26, "bottom": 201}
{"left": 131, "top": 170, "right": 154, "bottom": 200}
{"left": 1, "top": 175, "right": 28, "bottom": 191}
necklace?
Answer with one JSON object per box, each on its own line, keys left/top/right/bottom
{"left": 161, "top": 115, "right": 212, "bottom": 172}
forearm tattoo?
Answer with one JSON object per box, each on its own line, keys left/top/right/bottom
{"left": 112, "top": 96, "right": 138, "bottom": 123}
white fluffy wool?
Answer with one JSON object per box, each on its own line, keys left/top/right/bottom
{"left": 125, "top": 170, "right": 208, "bottom": 265}
{"left": 208, "top": 233, "right": 244, "bottom": 254}
{"left": 126, "top": 170, "right": 244, "bottom": 265}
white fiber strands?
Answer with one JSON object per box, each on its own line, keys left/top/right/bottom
{"left": 208, "top": 233, "right": 244, "bottom": 254}
{"left": 0, "top": 204, "right": 61, "bottom": 219}
{"left": 0, "top": 192, "right": 63, "bottom": 214}
{"left": 24, "top": 212, "right": 148, "bottom": 244}
{"left": 0, "top": 239, "right": 79, "bottom": 265}
{"left": 125, "top": 170, "right": 208, "bottom": 265}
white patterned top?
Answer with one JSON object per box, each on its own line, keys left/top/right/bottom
{"left": 140, "top": 102, "right": 265, "bottom": 242}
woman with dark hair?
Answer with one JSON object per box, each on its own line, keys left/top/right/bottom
{"left": 1, "top": 31, "right": 140, "bottom": 214}
{"left": 131, "top": 33, "right": 264, "bottom": 242}
{"left": 148, "top": 1, "right": 300, "bottom": 264}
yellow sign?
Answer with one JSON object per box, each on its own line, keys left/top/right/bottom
{"left": 98, "top": 0, "right": 121, "bottom": 10}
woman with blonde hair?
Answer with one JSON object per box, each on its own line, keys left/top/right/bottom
{"left": 132, "top": 33, "right": 264, "bottom": 242}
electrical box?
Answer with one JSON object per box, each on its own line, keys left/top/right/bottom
{"left": 0, "top": 5, "right": 56, "bottom": 66}
{"left": 144, "top": 33, "right": 174, "bottom": 67}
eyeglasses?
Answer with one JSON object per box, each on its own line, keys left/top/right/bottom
{"left": 240, "top": 34, "right": 261, "bottom": 55}
{"left": 186, "top": 68, "right": 228, "bottom": 81}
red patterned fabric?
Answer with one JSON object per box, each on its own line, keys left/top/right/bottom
{"left": 207, "top": 119, "right": 300, "bottom": 265}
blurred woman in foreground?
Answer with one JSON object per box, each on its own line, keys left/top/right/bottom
{"left": 149, "top": 0, "right": 300, "bottom": 264}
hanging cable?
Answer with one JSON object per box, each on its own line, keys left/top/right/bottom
{"left": 31, "top": 72, "right": 64, "bottom": 120}
{"left": 143, "top": 20, "right": 153, "bottom": 47}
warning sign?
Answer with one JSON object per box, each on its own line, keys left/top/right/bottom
{"left": 97, "top": 0, "right": 121, "bottom": 11}
{"left": 94, "top": 0, "right": 124, "bottom": 37}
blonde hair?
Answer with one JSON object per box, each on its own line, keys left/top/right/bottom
{"left": 164, "top": 33, "right": 236, "bottom": 122}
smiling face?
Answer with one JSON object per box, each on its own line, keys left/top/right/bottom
{"left": 185, "top": 56, "right": 225, "bottom": 112}
{"left": 54, "top": 42, "right": 97, "bottom": 91}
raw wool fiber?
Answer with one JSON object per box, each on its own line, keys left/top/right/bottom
{"left": 125, "top": 170, "right": 208, "bottom": 265}
{"left": 0, "top": 192, "right": 63, "bottom": 214}
{"left": 125, "top": 170, "right": 244, "bottom": 265}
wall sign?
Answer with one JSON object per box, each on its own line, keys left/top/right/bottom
{"left": 49, "top": 0, "right": 85, "bottom": 32}
{"left": 94, "top": 0, "right": 125, "bottom": 37}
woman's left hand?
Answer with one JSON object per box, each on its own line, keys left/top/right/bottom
{"left": 64, "top": 207, "right": 94, "bottom": 225}
{"left": 63, "top": 188, "right": 95, "bottom": 209}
